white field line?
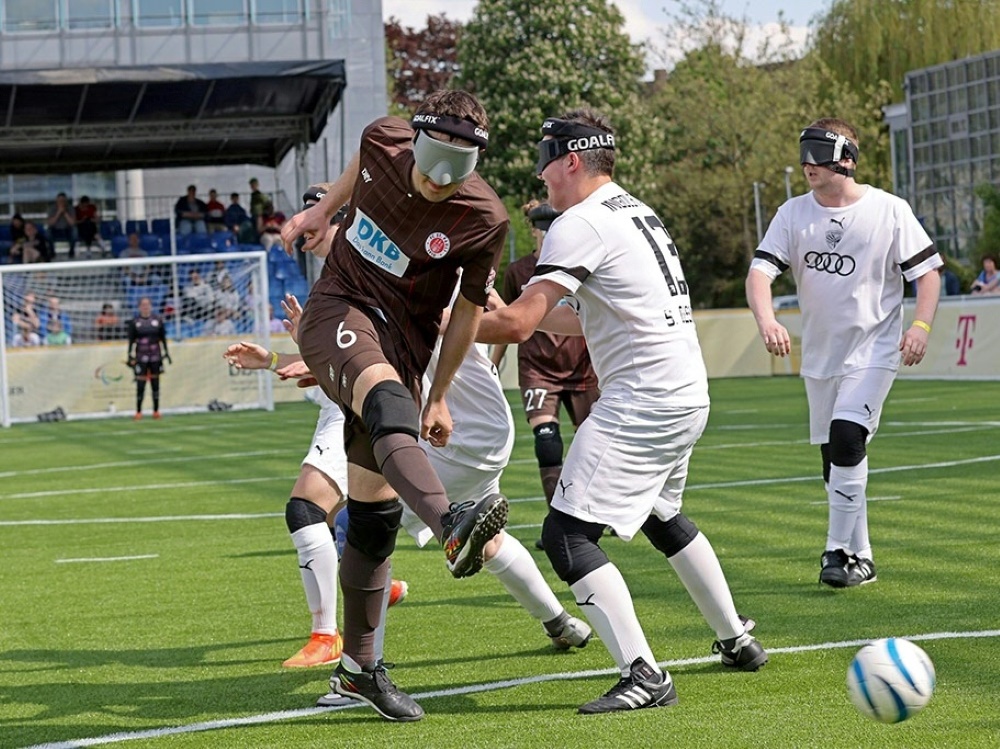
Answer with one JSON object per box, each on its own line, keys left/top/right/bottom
{"left": 0, "top": 450, "right": 296, "bottom": 479}
{"left": 55, "top": 554, "right": 159, "bottom": 563}
{"left": 808, "top": 495, "right": 901, "bottom": 506}
{"left": 22, "top": 628, "right": 1000, "bottom": 749}
{"left": 0, "top": 476, "right": 296, "bottom": 501}
{"left": 0, "top": 513, "right": 283, "bottom": 527}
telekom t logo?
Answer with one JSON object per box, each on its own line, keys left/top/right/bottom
{"left": 955, "top": 315, "right": 976, "bottom": 366}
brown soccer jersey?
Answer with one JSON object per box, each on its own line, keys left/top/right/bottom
{"left": 310, "top": 117, "right": 507, "bottom": 375}
{"left": 501, "top": 252, "right": 598, "bottom": 392}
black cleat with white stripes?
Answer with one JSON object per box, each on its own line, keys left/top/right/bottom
{"left": 578, "top": 657, "right": 678, "bottom": 714}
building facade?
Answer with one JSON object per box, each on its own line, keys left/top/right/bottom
{"left": 0, "top": 0, "right": 386, "bottom": 219}
{"left": 886, "top": 49, "right": 1000, "bottom": 261}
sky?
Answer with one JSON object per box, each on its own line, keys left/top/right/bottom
{"left": 382, "top": 0, "right": 835, "bottom": 64}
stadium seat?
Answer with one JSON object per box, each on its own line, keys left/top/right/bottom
{"left": 100, "top": 219, "right": 123, "bottom": 240}
{"left": 140, "top": 234, "right": 163, "bottom": 255}
{"left": 210, "top": 231, "right": 233, "bottom": 251}
{"left": 151, "top": 218, "right": 172, "bottom": 236}
{"left": 0, "top": 225, "right": 11, "bottom": 242}
{"left": 110, "top": 235, "right": 130, "bottom": 258}
{"left": 125, "top": 219, "right": 149, "bottom": 236}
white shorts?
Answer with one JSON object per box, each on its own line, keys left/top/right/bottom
{"left": 301, "top": 400, "right": 348, "bottom": 491}
{"left": 804, "top": 368, "right": 896, "bottom": 444}
{"left": 551, "top": 395, "right": 709, "bottom": 541}
{"left": 422, "top": 438, "right": 503, "bottom": 506}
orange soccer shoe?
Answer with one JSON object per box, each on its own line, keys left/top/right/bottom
{"left": 282, "top": 632, "right": 343, "bottom": 668}
{"left": 388, "top": 579, "right": 408, "bottom": 608}
{"left": 152, "top": 411, "right": 161, "bottom": 420}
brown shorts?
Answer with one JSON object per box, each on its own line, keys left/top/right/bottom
{"left": 298, "top": 295, "right": 421, "bottom": 473}
{"left": 520, "top": 384, "right": 599, "bottom": 428}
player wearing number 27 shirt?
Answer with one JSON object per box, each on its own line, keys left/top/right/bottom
{"left": 477, "top": 109, "right": 765, "bottom": 715}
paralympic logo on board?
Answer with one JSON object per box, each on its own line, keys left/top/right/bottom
{"left": 94, "top": 364, "right": 125, "bottom": 386}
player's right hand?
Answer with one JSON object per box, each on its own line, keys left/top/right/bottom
{"left": 223, "top": 341, "right": 268, "bottom": 369}
{"left": 281, "top": 202, "right": 329, "bottom": 255}
{"left": 127, "top": 357, "right": 137, "bottom": 368}
{"left": 758, "top": 320, "right": 791, "bottom": 357}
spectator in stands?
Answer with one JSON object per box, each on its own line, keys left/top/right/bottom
{"left": 208, "top": 306, "right": 237, "bottom": 337}
{"left": 268, "top": 303, "right": 284, "bottom": 333}
{"left": 174, "top": 185, "right": 208, "bottom": 235}
{"left": 182, "top": 268, "right": 215, "bottom": 321}
{"left": 44, "top": 317, "right": 72, "bottom": 346}
{"left": 970, "top": 254, "right": 999, "bottom": 295}
{"left": 249, "top": 177, "right": 268, "bottom": 223}
{"left": 12, "top": 291, "right": 41, "bottom": 346}
{"left": 47, "top": 192, "right": 76, "bottom": 257}
{"left": 215, "top": 274, "right": 241, "bottom": 321}
{"left": 75, "top": 195, "right": 103, "bottom": 258}
{"left": 206, "top": 189, "right": 227, "bottom": 233}
{"left": 42, "top": 296, "right": 71, "bottom": 338}
{"left": 124, "top": 232, "right": 147, "bottom": 258}
{"left": 18, "top": 222, "right": 53, "bottom": 264}
{"left": 257, "top": 200, "right": 286, "bottom": 251}
{"left": 211, "top": 260, "right": 231, "bottom": 289}
{"left": 95, "top": 303, "right": 123, "bottom": 341}
{"left": 225, "top": 192, "right": 254, "bottom": 242}
{"left": 9, "top": 212, "right": 26, "bottom": 246}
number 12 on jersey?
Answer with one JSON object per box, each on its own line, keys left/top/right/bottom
{"left": 632, "top": 215, "right": 693, "bottom": 327}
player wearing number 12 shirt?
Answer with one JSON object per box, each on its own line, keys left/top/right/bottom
{"left": 477, "top": 108, "right": 766, "bottom": 715}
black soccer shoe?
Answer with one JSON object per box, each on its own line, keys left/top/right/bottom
{"left": 442, "top": 493, "right": 508, "bottom": 578}
{"left": 847, "top": 555, "right": 877, "bottom": 586}
{"left": 712, "top": 631, "right": 769, "bottom": 671}
{"left": 578, "top": 658, "right": 678, "bottom": 714}
{"left": 819, "top": 548, "right": 852, "bottom": 588}
{"left": 332, "top": 660, "right": 424, "bottom": 722}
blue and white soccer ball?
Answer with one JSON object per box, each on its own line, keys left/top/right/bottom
{"left": 847, "top": 637, "right": 936, "bottom": 723}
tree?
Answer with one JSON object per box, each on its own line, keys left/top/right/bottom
{"left": 456, "top": 0, "right": 650, "bottom": 204}
{"left": 812, "top": 0, "right": 1000, "bottom": 101}
{"left": 384, "top": 14, "right": 462, "bottom": 115}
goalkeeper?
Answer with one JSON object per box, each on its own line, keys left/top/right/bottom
{"left": 127, "top": 296, "right": 170, "bottom": 420}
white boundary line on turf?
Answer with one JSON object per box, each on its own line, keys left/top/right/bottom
{"left": 55, "top": 554, "right": 159, "bottom": 564}
{"left": 0, "top": 450, "right": 296, "bottom": 479}
{"left": 22, "top": 629, "right": 1000, "bottom": 749}
{"left": 0, "top": 513, "right": 283, "bottom": 527}
{"left": 0, "top": 476, "right": 296, "bottom": 501}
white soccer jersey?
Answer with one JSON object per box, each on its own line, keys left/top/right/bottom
{"left": 526, "top": 182, "right": 709, "bottom": 405}
{"left": 751, "top": 186, "right": 940, "bottom": 378}
{"left": 421, "top": 338, "right": 515, "bottom": 471}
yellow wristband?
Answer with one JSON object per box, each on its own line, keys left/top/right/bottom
{"left": 912, "top": 320, "right": 932, "bottom": 334}
{"left": 268, "top": 351, "right": 279, "bottom": 371}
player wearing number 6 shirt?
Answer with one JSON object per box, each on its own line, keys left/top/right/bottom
{"left": 477, "top": 109, "right": 766, "bottom": 716}
{"left": 746, "top": 118, "right": 942, "bottom": 589}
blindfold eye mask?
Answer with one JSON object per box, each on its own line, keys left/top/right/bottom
{"left": 536, "top": 118, "right": 615, "bottom": 174}
{"left": 410, "top": 114, "right": 489, "bottom": 186}
{"left": 799, "top": 127, "right": 859, "bottom": 177}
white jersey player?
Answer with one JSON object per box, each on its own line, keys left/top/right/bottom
{"left": 478, "top": 109, "right": 766, "bottom": 716}
{"left": 746, "top": 118, "right": 941, "bottom": 588}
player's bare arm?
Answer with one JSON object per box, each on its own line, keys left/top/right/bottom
{"left": 476, "top": 279, "right": 567, "bottom": 344}
{"left": 900, "top": 269, "right": 941, "bottom": 366}
{"left": 281, "top": 152, "right": 359, "bottom": 254}
{"left": 746, "top": 269, "right": 792, "bottom": 357}
{"left": 423, "top": 295, "right": 482, "bottom": 447}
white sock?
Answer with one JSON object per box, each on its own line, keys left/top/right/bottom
{"left": 826, "top": 459, "right": 868, "bottom": 554}
{"left": 290, "top": 523, "right": 339, "bottom": 635}
{"left": 570, "top": 563, "right": 659, "bottom": 676}
{"left": 484, "top": 534, "right": 564, "bottom": 622}
{"left": 667, "top": 532, "right": 743, "bottom": 641}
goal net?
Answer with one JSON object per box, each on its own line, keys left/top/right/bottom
{"left": 0, "top": 252, "right": 286, "bottom": 426}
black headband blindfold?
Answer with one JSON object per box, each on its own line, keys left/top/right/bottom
{"left": 799, "top": 127, "right": 859, "bottom": 167}
{"left": 411, "top": 113, "right": 489, "bottom": 149}
{"left": 536, "top": 118, "right": 615, "bottom": 174}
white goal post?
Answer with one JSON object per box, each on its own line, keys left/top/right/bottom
{"left": 0, "top": 252, "right": 276, "bottom": 426}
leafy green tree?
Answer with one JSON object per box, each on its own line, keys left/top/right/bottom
{"left": 384, "top": 14, "right": 463, "bottom": 116}
{"left": 456, "top": 0, "right": 652, "bottom": 205}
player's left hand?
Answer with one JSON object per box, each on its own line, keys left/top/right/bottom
{"left": 164, "top": 354, "right": 172, "bottom": 366}
{"left": 900, "top": 325, "right": 929, "bottom": 366}
{"left": 421, "top": 398, "right": 453, "bottom": 447}
{"left": 281, "top": 294, "right": 303, "bottom": 344}
{"left": 223, "top": 341, "right": 268, "bottom": 369}
{"left": 275, "top": 359, "right": 311, "bottom": 380}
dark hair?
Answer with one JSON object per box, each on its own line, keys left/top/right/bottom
{"left": 558, "top": 108, "right": 615, "bottom": 177}
{"left": 983, "top": 254, "right": 998, "bottom": 265}
{"left": 415, "top": 90, "right": 489, "bottom": 132}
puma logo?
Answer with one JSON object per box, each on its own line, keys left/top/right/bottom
{"left": 577, "top": 593, "right": 597, "bottom": 607}
{"left": 830, "top": 217, "right": 846, "bottom": 229}
{"left": 835, "top": 490, "right": 856, "bottom": 502}
{"left": 558, "top": 479, "right": 573, "bottom": 496}
{"left": 314, "top": 444, "right": 325, "bottom": 455}
{"left": 299, "top": 558, "right": 315, "bottom": 571}
{"left": 864, "top": 404, "right": 873, "bottom": 417}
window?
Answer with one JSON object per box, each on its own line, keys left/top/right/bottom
{"left": 135, "top": 0, "right": 184, "bottom": 27}
{"left": 191, "top": 0, "right": 244, "bottom": 26}
{"left": 67, "top": 0, "right": 113, "bottom": 29}
{"left": 254, "top": 0, "right": 301, "bottom": 25}
{"left": 3, "top": 0, "right": 58, "bottom": 31}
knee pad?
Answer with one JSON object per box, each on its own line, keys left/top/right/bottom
{"left": 344, "top": 497, "right": 403, "bottom": 559}
{"left": 533, "top": 422, "right": 563, "bottom": 468}
{"left": 333, "top": 506, "right": 349, "bottom": 557}
{"left": 285, "top": 496, "right": 329, "bottom": 533}
{"left": 642, "top": 512, "right": 699, "bottom": 558}
{"left": 361, "top": 381, "right": 419, "bottom": 442}
{"left": 828, "top": 419, "right": 868, "bottom": 466}
{"left": 542, "top": 509, "right": 609, "bottom": 585}
{"left": 820, "top": 443, "right": 832, "bottom": 484}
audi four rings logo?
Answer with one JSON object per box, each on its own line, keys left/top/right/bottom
{"left": 804, "top": 250, "right": 856, "bottom": 276}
